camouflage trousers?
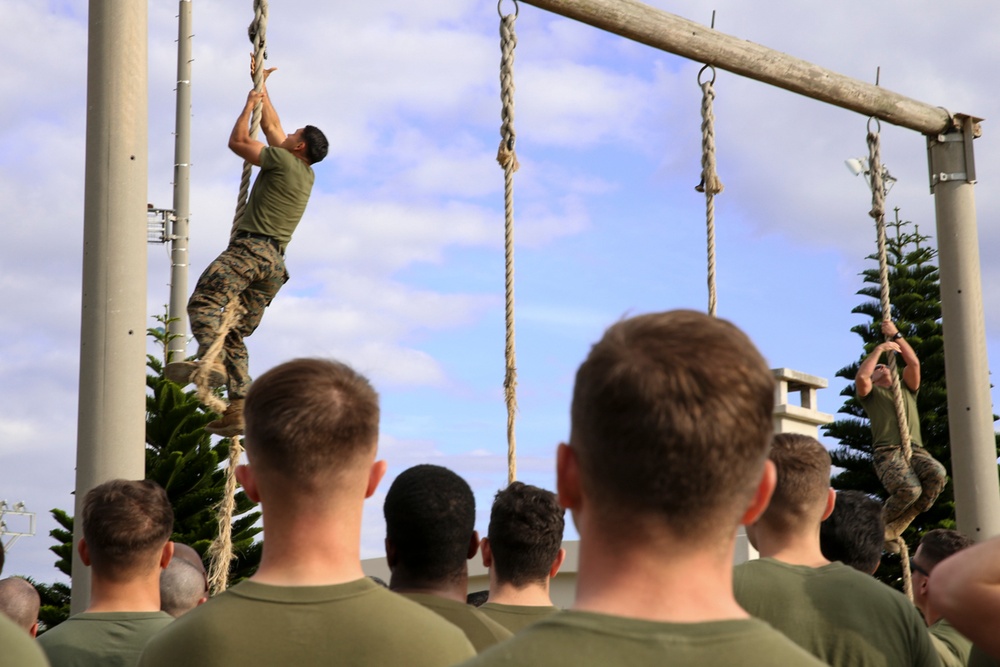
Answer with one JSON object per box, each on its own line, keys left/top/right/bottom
{"left": 873, "top": 444, "right": 947, "bottom": 528}
{"left": 188, "top": 236, "right": 289, "bottom": 399}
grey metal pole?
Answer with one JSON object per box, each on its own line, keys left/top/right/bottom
{"left": 167, "top": 0, "right": 193, "bottom": 363}
{"left": 72, "top": 0, "right": 149, "bottom": 613}
{"left": 519, "top": 0, "right": 960, "bottom": 135}
{"left": 928, "top": 123, "right": 1000, "bottom": 541}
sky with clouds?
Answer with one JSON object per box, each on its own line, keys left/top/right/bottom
{"left": 2, "top": 0, "right": 999, "bottom": 584}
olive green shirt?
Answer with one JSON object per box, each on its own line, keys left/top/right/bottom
{"left": 478, "top": 602, "right": 559, "bottom": 634}
{"left": 138, "top": 578, "right": 475, "bottom": 667}
{"left": 459, "top": 609, "right": 827, "bottom": 666}
{"left": 930, "top": 618, "right": 973, "bottom": 667}
{"left": 734, "top": 558, "right": 940, "bottom": 667}
{"left": 859, "top": 383, "right": 923, "bottom": 449}
{"left": 38, "top": 611, "right": 173, "bottom": 667}
{"left": 239, "top": 146, "right": 315, "bottom": 248}
{"left": 1, "top": 612, "right": 50, "bottom": 667}
{"left": 402, "top": 593, "right": 513, "bottom": 652}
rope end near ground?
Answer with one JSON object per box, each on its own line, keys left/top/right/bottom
{"left": 897, "top": 537, "right": 913, "bottom": 602}
{"left": 207, "top": 435, "right": 244, "bottom": 594}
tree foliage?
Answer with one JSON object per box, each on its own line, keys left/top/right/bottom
{"left": 823, "top": 210, "right": 999, "bottom": 586}
{"left": 37, "top": 312, "right": 262, "bottom": 631}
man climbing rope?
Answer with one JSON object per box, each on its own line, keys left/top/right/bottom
{"left": 855, "top": 320, "right": 946, "bottom": 548}
{"left": 165, "top": 63, "right": 328, "bottom": 436}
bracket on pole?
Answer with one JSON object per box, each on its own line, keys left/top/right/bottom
{"left": 927, "top": 115, "right": 981, "bottom": 193}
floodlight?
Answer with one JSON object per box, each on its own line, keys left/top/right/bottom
{"left": 845, "top": 157, "right": 867, "bottom": 176}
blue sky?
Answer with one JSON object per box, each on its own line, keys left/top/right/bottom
{"left": 2, "top": 0, "right": 999, "bottom": 584}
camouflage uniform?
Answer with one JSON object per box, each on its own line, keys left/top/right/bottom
{"left": 188, "top": 235, "right": 288, "bottom": 399}
{"left": 860, "top": 384, "right": 947, "bottom": 529}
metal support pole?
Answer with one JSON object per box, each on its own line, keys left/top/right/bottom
{"left": 73, "top": 0, "right": 149, "bottom": 613}
{"left": 519, "top": 0, "right": 962, "bottom": 135}
{"left": 928, "top": 121, "right": 1000, "bottom": 540}
{"left": 167, "top": 0, "right": 193, "bottom": 363}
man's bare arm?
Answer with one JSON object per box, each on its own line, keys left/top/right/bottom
{"left": 229, "top": 91, "right": 267, "bottom": 166}
{"left": 251, "top": 58, "right": 287, "bottom": 146}
{"left": 855, "top": 341, "right": 901, "bottom": 398}
{"left": 930, "top": 536, "right": 1000, "bottom": 659}
{"left": 882, "top": 320, "right": 920, "bottom": 391}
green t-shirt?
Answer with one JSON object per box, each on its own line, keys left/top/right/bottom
{"left": 458, "top": 609, "right": 826, "bottom": 666}
{"left": 1, "top": 612, "right": 49, "bottom": 666}
{"left": 478, "top": 601, "right": 559, "bottom": 634}
{"left": 38, "top": 611, "right": 173, "bottom": 667}
{"left": 402, "top": 593, "right": 513, "bottom": 652}
{"left": 733, "top": 558, "right": 940, "bottom": 667}
{"left": 930, "top": 618, "right": 973, "bottom": 667}
{"left": 138, "top": 578, "right": 475, "bottom": 667}
{"left": 239, "top": 146, "right": 315, "bottom": 248}
{"left": 859, "top": 383, "right": 923, "bottom": 448}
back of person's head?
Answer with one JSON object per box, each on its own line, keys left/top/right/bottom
{"left": 302, "top": 125, "right": 329, "bottom": 164}
{"left": 917, "top": 529, "right": 974, "bottom": 568}
{"left": 160, "top": 558, "right": 208, "bottom": 617}
{"left": 760, "top": 434, "right": 832, "bottom": 532}
{"left": 0, "top": 577, "right": 40, "bottom": 634}
{"left": 81, "top": 479, "right": 174, "bottom": 580}
{"left": 384, "top": 464, "right": 475, "bottom": 584}
{"left": 487, "top": 482, "right": 565, "bottom": 587}
{"left": 569, "top": 310, "right": 775, "bottom": 539}
{"left": 820, "top": 490, "right": 885, "bottom": 574}
{"left": 244, "top": 358, "right": 380, "bottom": 488}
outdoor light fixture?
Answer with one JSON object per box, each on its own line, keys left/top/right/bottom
{"left": 844, "top": 157, "right": 897, "bottom": 194}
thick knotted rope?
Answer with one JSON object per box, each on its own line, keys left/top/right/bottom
{"left": 696, "top": 67, "right": 724, "bottom": 317}
{"left": 867, "top": 127, "right": 912, "bottom": 465}
{"left": 204, "top": 0, "right": 268, "bottom": 593}
{"left": 497, "top": 2, "right": 519, "bottom": 484}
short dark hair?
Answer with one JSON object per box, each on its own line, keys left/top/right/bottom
{"left": 761, "top": 434, "right": 832, "bottom": 532}
{"left": 570, "top": 310, "right": 775, "bottom": 539}
{"left": 917, "top": 529, "right": 974, "bottom": 569}
{"left": 820, "top": 490, "right": 884, "bottom": 573}
{"left": 244, "top": 358, "right": 380, "bottom": 485}
{"left": 302, "top": 125, "right": 328, "bottom": 164}
{"left": 384, "top": 465, "right": 475, "bottom": 584}
{"left": 487, "top": 482, "right": 565, "bottom": 587}
{"left": 81, "top": 479, "right": 174, "bottom": 579}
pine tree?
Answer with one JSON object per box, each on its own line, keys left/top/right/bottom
{"left": 37, "top": 312, "right": 262, "bottom": 631}
{"left": 823, "top": 209, "right": 998, "bottom": 586}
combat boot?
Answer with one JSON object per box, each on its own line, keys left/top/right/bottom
{"left": 206, "top": 399, "right": 245, "bottom": 437}
{"left": 164, "top": 360, "right": 227, "bottom": 388}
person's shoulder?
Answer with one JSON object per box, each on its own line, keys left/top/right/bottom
{"left": 2, "top": 614, "right": 49, "bottom": 666}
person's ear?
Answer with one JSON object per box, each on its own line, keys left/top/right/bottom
{"left": 557, "top": 443, "right": 582, "bottom": 511}
{"left": 235, "top": 464, "right": 259, "bottom": 503}
{"left": 78, "top": 538, "right": 91, "bottom": 567}
{"left": 480, "top": 537, "right": 493, "bottom": 568}
{"left": 366, "top": 460, "right": 388, "bottom": 498}
{"left": 741, "top": 460, "right": 777, "bottom": 526}
{"left": 160, "top": 541, "right": 175, "bottom": 569}
{"left": 549, "top": 548, "right": 566, "bottom": 579}
{"left": 467, "top": 530, "right": 480, "bottom": 560}
{"left": 385, "top": 538, "right": 398, "bottom": 568}
{"left": 821, "top": 487, "right": 836, "bottom": 522}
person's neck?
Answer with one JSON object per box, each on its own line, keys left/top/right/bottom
{"left": 920, "top": 601, "right": 942, "bottom": 626}
{"left": 572, "top": 525, "right": 747, "bottom": 623}
{"left": 391, "top": 572, "right": 469, "bottom": 603}
{"left": 86, "top": 573, "right": 162, "bottom": 613}
{"left": 250, "top": 499, "right": 367, "bottom": 586}
{"left": 487, "top": 580, "right": 554, "bottom": 606}
{"left": 753, "top": 524, "right": 830, "bottom": 567}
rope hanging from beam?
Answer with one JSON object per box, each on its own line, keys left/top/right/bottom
{"left": 695, "top": 64, "right": 724, "bottom": 317}
{"left": 203, "top": 0, "right": 268, "bottom": 594}
{"left": 497, "top": 0, "right": 520, "bottom": 485}
{"left": 867, "top": 118, "right": 914, "bottom": 601}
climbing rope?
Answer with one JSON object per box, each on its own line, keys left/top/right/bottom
{"left": 897, "top": 537, "right": 914, "bottom": 601}
{"left": 203, "top": 1, "right": 268, "bottom": 593}
{"left": 867, "top": 121, "right": 912, "bottom": 465}
{"left": 696, "top": 65, "right": 724, "bottom": 317}
{"left": 497, "top": 0, "right": 519, "bottom": 485}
